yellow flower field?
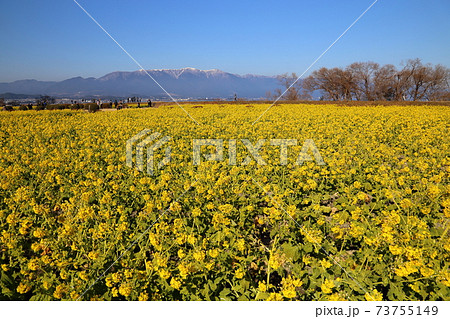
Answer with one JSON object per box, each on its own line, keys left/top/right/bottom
{"left": 0, "top": 104, "right": 449, "bottom": 301}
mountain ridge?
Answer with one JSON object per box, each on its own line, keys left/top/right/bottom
{"left": 0, "top": 68, "right": 279, "bottom": 99}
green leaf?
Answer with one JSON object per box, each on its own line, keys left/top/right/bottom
{"left": 237, "top": 294, "right": 249, "bottom": 301}
{"left": 219, "top": 288, "right": 231, "bottom": 299}
{"left": 255, "top": 291, "right": 269, "bottom": 300}
{"left": 282, "top": 243, "right": 300, "bottom": 261}
{"left": 303, "top": 242, "right": 313, "bottom": 253}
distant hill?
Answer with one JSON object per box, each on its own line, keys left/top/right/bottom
{"left": 0, "top": 92, "right": 39, "bottom": 99}
{"left": 0, "top": 68, "right": 280, "bottom": 100}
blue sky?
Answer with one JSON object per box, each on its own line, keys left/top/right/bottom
{"left": 0, "top": 0, "right": 449, "bottom": 82}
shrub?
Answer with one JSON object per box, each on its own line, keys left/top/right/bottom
{"left": 84, "top": 103, "right": 99, "bottom": 113}
{"left": 2, "top": 105, "right": 13, "bottom": 111}
{"left": 70, "top": 104, "right": 82, "bottom": 110}
{"left": 46, "top": 104, "right": 71, "bottom": 110}
{"left": 101, "top": 102, "right": 112, "bottom": 109}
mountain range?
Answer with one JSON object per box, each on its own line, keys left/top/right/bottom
{"left": 0, "top": 68, "right": 280, "bottom": 100}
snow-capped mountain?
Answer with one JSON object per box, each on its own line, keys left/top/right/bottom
{"left": 0, "top": 68, "right": 279, "bottom": 99}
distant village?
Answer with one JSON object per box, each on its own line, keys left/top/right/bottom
{"left": 0, "top": 95, "right": 238, "bottom": 110}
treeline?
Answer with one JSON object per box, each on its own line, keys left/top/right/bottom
{"left": 1, "top": 102, "right": 101, "bottom": 112}
{"left": 272, "top": 59, "right": 449, "bottom": 101}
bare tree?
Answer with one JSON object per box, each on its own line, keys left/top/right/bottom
{"left": 303, "top": 67, "right": 355, "bottom": 101}
{"left": 298, "top": 59, "right": 449, "bottom": 102}
{"left": 407, "top": 62, "right": 449, "bottom": 101}
{"left": 396, "top": 59, "right": 421, "bottom": 100}
{"left": 338, "top": 68, "right": 355, "bottom": 101}
{"left": 36, "top": 95, "right": 55, "bottom": 106}
{"left": 407, "top": 59, "right": 429, "bottom": 101}
{"left": 425, "top": 64, "right": 450, "bottom": 101}
{"left": 389, "top": 59, "right": 450, "bottom": 101}
{"left": 373, "top": 64, "right": 397, "bottom": 100}
{"left": 274, "top": 73, "right": 311, "bottom": 101}
{"left": 303, "top": 68, "right": 339, "bottom": 101}
{"left": 346, "top": 62, "right": 379, "bottom": 100}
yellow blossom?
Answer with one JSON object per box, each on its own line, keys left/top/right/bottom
{"left": 321, "top": 279, "right": 335, "bottom": 294}
{"left": 138, "top": 292, "right": 149, "bottom": 301}
{"left": 234, "top": 268, "right": 245, "bottom": 279}
{"left": 208, "top": 249, "right": 219, "bottom": 258}
{"left": 320, "top": 260, "right": 332, "bottom": 269}
{"left": 17, "top": 282, "right": 31, "bottom": 294}
{"left": 159, "top": 269, "right": 171, "bottom": 280}
{"left": 258, "top": 282, "right": 267, "bottom": 292}
{"left": 266, "top": 293, "right": 283, "bottom": 301}
{"left": 170, "top": 277, "right": 182, "bottom": 290}
{"left": 193, "top": 250, "right": 205, "bottom": 262}
{"left": 119, "top": 283, "right": 132, "bottom": 297}
{"left": 236, "top": 239, "right": 246, "bottom": 252}
{"left": 365, "top": 289, "right": 383, "bottom": 301}
{"left": 389, "top": 245, "right": 403, "bottom": 255}
{"left": 27, "top": 259, "right": 39, "bottom": 271}
{"left": 191, "top": 207, "right": 201, "bottom": 217}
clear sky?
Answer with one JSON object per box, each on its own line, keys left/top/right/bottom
{"left": 0, "top": 0, "right": 449, "bottom": 82}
